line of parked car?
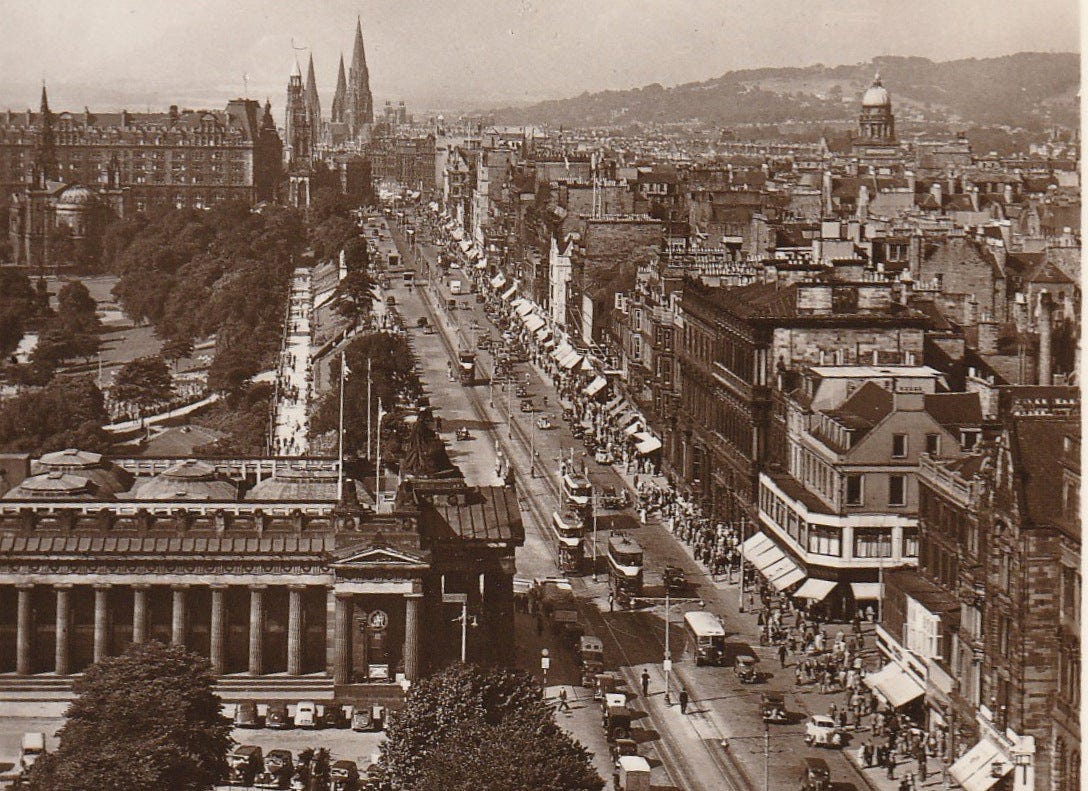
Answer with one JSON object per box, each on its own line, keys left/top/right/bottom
{"left": 226, "top": 745, "right": 382, "bottom": 791}
{"left": 231, "top": 701, "right": 386, "bottom": 732}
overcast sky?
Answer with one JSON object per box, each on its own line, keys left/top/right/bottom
{"left": 0, "top": 0, "right": 1078, "bottom": 113}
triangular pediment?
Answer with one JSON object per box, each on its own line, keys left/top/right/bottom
{"left": 331, "top": 543, "right": 426, "bottom": 568}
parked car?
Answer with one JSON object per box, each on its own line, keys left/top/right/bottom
{"left": 800, "top": 757, "right": 832, "bottom": 791}
{"left": 761, "top": 692, "right": 788, "bottom": 723}
{"left": 255, "top": 749, "right": 294, "bottom": 789}
{"left": 351, "top": 704, "right": 386, "bottom": 732}
{"left": 234, "top": 700, "right": 261, "bottom": 728}
{"left": 228, "top": 745, "right": 264, "bottom": 786}
{"left": 520, "top": 399, "right": 535, "bottom": 413}
{"left": 515, "top": 385, "right": 529, "bottom": 398}
{"left": 266, "top": 702, "right": 291, "bottom": 729}
{"left": 320, "top": 704, "right": 347, "bottom": 729}
{"left": 803, "top": 715, "right": 844, "bottom": 748}
{"left": 294, "top": 700, "right": 318, "bottom": 728}
{"left": 330, "top": 759, "right": 360, "bottom": 791}
{"left": 536, "top": 415, "right": 553, "bottom": 430}
{"left": 603, "top": 704, "right": 633, "bottom": 741}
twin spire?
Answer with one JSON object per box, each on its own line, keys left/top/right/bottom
{"left": 288, "top": 15, "right": 372, "bottom": 143}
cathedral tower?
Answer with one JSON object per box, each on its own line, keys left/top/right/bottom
{"left": 331, "top": 54, "right": 347, "bottom": 124}
{"left": 345, "top": 16, "right": 373, "bottom": 137}
{"left": 284, "top": 59, "right": 311, "bottom": 165}
{"left": 304, "top": 53, "right": 322, "bottom": 140}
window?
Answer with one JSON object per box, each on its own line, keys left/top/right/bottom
{"left": 892, "top": 433, "right": 908, "bottom": 458}
{"left": 998, "top": 615, "right": 1012, "bottom": 655}
{"left": 854, "top": 529, "right": 893, "bottom": 558}
{"left": 960, "top": 429, "right": 979, "bottom": 450}
{"left": 845, "top": 474, "right": 863, "bottom": 506}
{"left": 903, "top": 527, "right": 919, "bottom": 557}
{"left": 808, "top": 526, "right": 842, "bottom": 557}
{"left": 925, "top": 433, "right": 941, "bottom": 455}
{"left": 1061, "top": 566, "right": 1081, "bottom": 624}
{"left": 889, "top": 475, "right": 906, "bottom": 507}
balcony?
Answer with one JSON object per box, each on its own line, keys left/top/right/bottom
{"left": 918, "top": 455, "right": 983, "bottom": 507}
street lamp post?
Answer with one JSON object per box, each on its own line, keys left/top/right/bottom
{"left": 540, "top": 648, "right": 550, "bottom": 699}
{"left": 591, "top": 494, "right": 599, "bottom": 582}
{"left": 664, "top": 587, "right": 672, "bottom": 705}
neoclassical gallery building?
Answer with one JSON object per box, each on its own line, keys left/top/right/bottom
{"left": 0, "top": 446, "right": 523, "bottom": 704}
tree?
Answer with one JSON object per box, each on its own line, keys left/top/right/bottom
{"left": 27, "top": 641, "right": 232, "bottom": 791}
{"left": 378, "top": 664, "right": 602, "bottom": 791}
{"left": 0, "top": 269, "right": 50, "bottom": 357}
{"left": 161, "top": 337, "right": 195, "bottom": 370}
{"left": 0, "top": 375, "right": 108, "bottom": 453}
{"left": 56, "top": 280, "right": 101, "bottom": 335}
{"left": 112, "top": 355, "right": 175, "bottom": 412}
{"left": 333, "top": 270, "right": 377, "bottom": 326}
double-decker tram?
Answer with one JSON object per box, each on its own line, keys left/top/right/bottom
{"left": 607, "top": 533, "right": 644, "bottom": 600}
{"left": 550, "top": 509, "right": 586, "bottom": 574}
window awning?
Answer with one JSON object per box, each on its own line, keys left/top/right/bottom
{"left": 490, "top": 273, "right": 507, "bottom": 289}
{"left": 603, "top": 395, "right": 624, "bottom": 415}
{"left": 524, "top": 314, "right": 546, "bottom": 333}
{"left": 552, "top": 343, "right": 573, "bottom": 361}
{"left": 793, "top": 578, "right": 838, "bottom": 602}
{"left": 864, "top": 663, "right": 925, "bottom": 709}
{"left": 606, "top": 397, "right": 630, "bottom": 416}
{"left": 459, "top": 239, "right": 473, "bottom": 253}
{"left": 623, "top": 417, "right": 643, "bottom": 435}
{"left": 949, "top": 739, "right": 1011, "bottom": 791}
{"left": 516, "top": 301, "right": 535, "bottom": 317}
{"left": 542, "top": 337, "right": 556, "bottom": 348}
{"left": 451, "top": 227, "right": 464, "bottom": 240}
{"left": 741, "top": 532, "right": 774, "bottom": 562}
{"left": 580, "top": 356, "right": 596, "bottom": 372}
{"left": 561, "top": 351, "right": 584, "bottom": 370}
{"left": 583, "top": 376, "right": 607, "bottom": 397}
{"left": 501, "top": 285, "right": 517, "bottom": 301}
{"left": 770, "top": 565, "right": 806, "bottom": 592}
{"left": 850, "top": 582, "right": 883, "bottom": 600}
{"left": 535, "top": 326, "right": 551, "bottom": 340}
{"left": 634, "top": 431, "right": 662, "bottom": 455}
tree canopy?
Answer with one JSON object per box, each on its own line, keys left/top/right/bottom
{"left": 27, "top": 641, "right": 232, "bottom": 791}
{"left": 112, "top": 355, "right": 175, "bottom": 411}
{"left": 0, "top": 376, "right": 109, "bottom": 453}
{"left": 379, "top": 664, "right": 602, "bottom": 791}
{"left": 0, "top": 270, "right": 50, "bottom": 358}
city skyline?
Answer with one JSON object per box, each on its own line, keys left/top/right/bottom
{"left": 0, "top": 0, "right": 1079, "bottom": 113}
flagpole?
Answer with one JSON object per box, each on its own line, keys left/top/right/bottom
{"left": 366, "top": 357, "right": 373, "bottom": 461}
{"left": 375, "top": 398, "right": 384, "bottom": 504}
{"left": 337, "top": 352, "right": 346, "bottom": 501}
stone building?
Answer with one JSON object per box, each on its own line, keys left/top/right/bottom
{"left": 0, "top": 453, "right": 523, "bottom": 707}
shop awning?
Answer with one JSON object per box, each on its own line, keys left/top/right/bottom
{"left": 561, "top": 351, "right": 583, "bottom": 370}
{"left": 634, "top": 431, "right": 662, "bottom": 455}
{"left": 622, "top": 416, "right": 643, "bottom": 435}
{"left": 490, "top": 273, "right": 507, "bottom": 289}
{"left": 770, "top": 565, "right": 806, "bottom": 592}
{"left": 583, "top": 376, "right": 607, "bottom": 397}
{"left": 949, "top": 739, "right": 1011, "bottom": 791}
{"left": 459, "top": 239, "right": 473, "bottom": 253}
{"left": 603, "top": 395, "right": 624, "bottom": 415}
{"left": 501, "top": 285, "right": 517, "bottom": 301}
{"left": 580, "top": 357, "right": 595, "bottom": 372}
{"left": 467, "top": 246, "right": 481, "bottom": 260}
{"left": 451, "top": 227, "right": 464, "bottom": 241}
{"left": 552, "top": 343, "right": 573, "bottom": 361}
{"left": 850, "top": 582, "right": 883, "bottom": 600}
{"left": 524, "top": 314, "right": 546, "bottom": 333}
{"left": 793, "top": 578, "right": 838, "bottom": 602}
{"left": 864, "top": 663, "right": 925, "bottom": 709}
{"left": 516, "top": 302, "right": 535, "bottom": 317}
{"left": 542, "top": 337, "right": 556, "bottom": 348}
{"left": 535, "top": 327, "right": 551, "bottom": 341}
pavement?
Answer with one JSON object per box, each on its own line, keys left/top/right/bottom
{"left": 272, "top": 267, "right": 314, "bottom": 456}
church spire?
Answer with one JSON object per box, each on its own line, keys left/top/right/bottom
{"left": 305, "top": 52, "right": 321, "bottom": 123}
{"left": 36, "top": 81, "right": 57, "bottom": 183}
{"left": 331, "top": 53, "right": 347, "bottom": 123}
{"left": 346, "top": 15, "right": 373, "bottom": 134}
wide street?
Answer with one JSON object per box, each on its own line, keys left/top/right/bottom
{"left": 388, "top": 212, "right": 883, "bottom": 791}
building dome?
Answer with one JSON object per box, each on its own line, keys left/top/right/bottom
{"left": 861, "top": 76, "right": 891, "bottom": 108}
{"left": 132, "top": 459, "right": 238, "bottom": 501}
{"left": 33, "top": 448, "right": 134, "bottom": 496}
{"left": 246, "top": 465, "right": 338, "bottom": 501}
{"left": 4, "top": 471, "right": 103, "bottom": 500}
{"left": 55, "top": 184, "right": 98, "bottom": 208}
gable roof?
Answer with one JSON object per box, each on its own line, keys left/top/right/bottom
{"left": 924, "top": 392, "right": 982, "bottom": 431}
{"left": 824, "top": 381, "right": 895, "bottom": 440}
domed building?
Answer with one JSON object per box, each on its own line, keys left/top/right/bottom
{"left": 3, "top": 470, "right": 103, "bottom": 500}
{"left": 32, "top": 448, "right": 134, "bottom": 496}
{"left": 852, "top": 74, "right": 901, "bottom": 167}
{"left": 131, "top": 459, "right": 238, "bottom": 501}
{"left": 246, "top": 464, "right": 339, "bottom": 501}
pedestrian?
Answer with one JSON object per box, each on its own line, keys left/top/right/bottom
{"left": 641, "top": 668, "right": 651, "bottom": 697}
{"left": 778, "top": 642, "right": 788, "bottom": 668}
{"left": 862, "top": 741, "right": 873, "bottom": 768}
{"left": 608, "top": 592, "right": 614, "bottom": 613}
{"left": 679, "top": 689, "right": 689, "bottom": 714}
{"left": 885, "top": 751, "right": 896, "bottom": 780}
{"left": 557, "top": 686, "right": 571, "bottom": 713}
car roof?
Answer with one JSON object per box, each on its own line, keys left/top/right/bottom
{"left": 811, "top": 714, "right": 835, "bottom": 724}
{"left": 803, "top": 757, "right": 831, "bottom": 770}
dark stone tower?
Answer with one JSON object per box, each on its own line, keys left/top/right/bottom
{"left": 33, "top": 82, "right": 58, "bottom": 186}
{"left": 331, "top": 54, "right": 347, "bottom": 124}
{"left": 305, "top": 53, "right": 322, "bottom": 141}
{"left": 346, "top": 16, "right": 373, "bottom": 137}
{"left": 284, "top": 59, "right": 311, "bottom": 165}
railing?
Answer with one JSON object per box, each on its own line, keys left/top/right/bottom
{"left": 918, "top": 455, "right": 980, "bottom": 506}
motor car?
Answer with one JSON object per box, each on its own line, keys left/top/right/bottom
{"left": 319, "top": 704, "right": 347, "bottom": 729}
{"left": 595, "top": 672, "right": 623, "bottom": 701}
{"left": 761, "top": 692, "right": 788, "bottom": 723}
{"left": 594, "top": 448, "right": 613, "bottom": 464}
{"left": 18, "top": 732, "right": 45, "bottom": 775}
{"left": 455, "top": 427, "right": 471, "bottom": 441}
{"left": 385, "top": 295, "right": 396, "bottom": 307}
{"left": 603, "top": 704, "right": 633, "bottom": 741}
{"left": 570, "top": 424, "right": 585, "bottom": 438}
{"left": 734, "top": 655, "right": 760, "bottom": 684}
{"left": 614, "top": 754, "right": 651, "bottom": 791}
{"left": 228, "top": 745, "right": 264, "bottom": 786}
{"left": 520, "top": 399, "right": 535, "bottom": 413}
{"left": 800, "top": 757, "right": 832, "bottom": 791}
{"left": 599, "top": 486, "right": 628, "bottom": 510}
{"left": 266, "top": 702, "right": 291, "bottom": 729}
{"left": 609, "top": 737, "right": 639, "bottom": 766}
{"left": 234, "top": 700, "right": 261, "bottom": 728}
{"left": 515, "top": 385, "right": 529, "bottom": 398}
{"left": 536, "top": 415, "right": 553, "bottom": 430}
{"left": 577, "top": 635, "right": 606, "bottom": 687}
{"left": 663, "top": 565, "right": 687, "bottom": 593}
{"left": 255, "top": 749, "right": 294, "bottom": 789}
{"left": 294, "top": 700, "right": 318, "bottom": 728}
{"left": 330, "top": 759, "right": 360, "bottom": 791}
{"left": 803, "top": 715, "right": 844, "bottom": 748}
{"left": 351, "top": 705, "right": 386, "bottom": 732}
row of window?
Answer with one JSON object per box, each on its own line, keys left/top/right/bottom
{"left": 845, "top": 472, "right": 907, "bottom": 507}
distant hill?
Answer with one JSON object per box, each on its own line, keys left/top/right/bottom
{"left": 489, "top": 53, "right": 1079, "bottom": 131}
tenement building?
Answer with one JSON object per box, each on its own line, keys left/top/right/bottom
{"left": 0, "top": 448, "right": 523, "bottom": 705}
{"left": 0, "top": 84, "right": 283, "bottom": 218}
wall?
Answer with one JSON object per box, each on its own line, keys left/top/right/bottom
{"left": 770, "top": 326, "right": 925, "bottom": 372}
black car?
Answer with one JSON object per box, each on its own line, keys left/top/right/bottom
{"left": 320, "top": 704, "right": 348, "bottom": 729}
{"left": 234, "top": 700, "right": 261, "bottom": 728}
{"left": 266, "top": 702, "right": 291, "bottom": 729}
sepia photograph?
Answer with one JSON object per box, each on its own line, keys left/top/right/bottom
{"left": 0, "top": 2, "right": 1080, "bottom": 790}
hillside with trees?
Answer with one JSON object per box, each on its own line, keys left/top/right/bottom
{"left": 490, "top": 52, "right": 1079, "bottom": 131}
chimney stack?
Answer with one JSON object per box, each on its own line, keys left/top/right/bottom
{"left": 1038, "top": 291, "right": 1054, "bottom": 386}
{"left": 977, "top": 320, "right": 1000, "bottom": 355}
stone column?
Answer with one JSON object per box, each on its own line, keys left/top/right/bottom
{"left": 93, "top": 585, "right": 110, "bottom": 664}
{"left": 403, "top": 593, "right": 423, "bottom": 683}
{"left": 287, "top": 585, "right": 303, "bottom": 676}
{"left": 171, "top": 585, "right": 188, "bottom": 646}
{"left": 131, "top": 584, "right": 149, "bottom": 644}
{"left": 54, "top": 585, "right": 72, "bottom": 675}
{"left": 209, "top": 585, "right": 226, "bottom": 674}
{"left": 248, "top": 585, "right": 266, "bottom": 675}
{"left": 16, "top": 584, "right": 33, "bottom": 676}
{"left": 333, "top": 592, "right": 352, "bottom": 686}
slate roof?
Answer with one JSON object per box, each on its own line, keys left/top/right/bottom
{"left": 924, "top": 392, "right": 983, "bottom": 431}
{"left": 0, "top": 534, "right": 332, "bottom": 555}
{"left": 429, "top": 486, "right": 524, "bottom": 543}
{"left": 824, "top": 381, "right": 895, "bottom": 438}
